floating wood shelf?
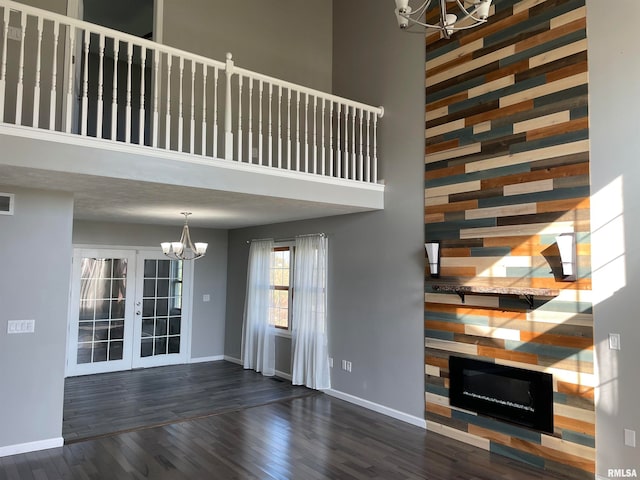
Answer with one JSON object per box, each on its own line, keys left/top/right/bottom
{"left": 427, "top": 278, "right": 560, "bottom": 309}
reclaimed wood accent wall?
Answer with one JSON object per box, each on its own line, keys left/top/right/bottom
{"left": 424, "top": 0, "right": 593, "bottom": 477}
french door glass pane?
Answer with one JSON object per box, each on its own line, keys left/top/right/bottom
{"left": 77, "top": 258, "right": 128, "bottom": 364}
{"left": 140, "top": 259, "right": 182, "bottom": 358}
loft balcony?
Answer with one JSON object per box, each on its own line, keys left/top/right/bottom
{"left": 0, "top": 0, "right": 384, "bottom": 227}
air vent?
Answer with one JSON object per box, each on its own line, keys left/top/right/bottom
{"left": 0, "top": 193, "right": 14, "bottom": 215}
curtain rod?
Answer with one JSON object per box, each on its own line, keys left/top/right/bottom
{"left": 245, "top": 232, "right": 326, "bottom": 244}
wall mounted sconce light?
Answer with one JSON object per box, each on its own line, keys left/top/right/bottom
{"left": 425, "top": 241, "right": 441, "bottom": 277}
{"left": 555, "top": 233, "right": 576, "bottom": 281}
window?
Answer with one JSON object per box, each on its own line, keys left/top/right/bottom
{"left": 269, "top": 245, "right": 294, "bottom": 331}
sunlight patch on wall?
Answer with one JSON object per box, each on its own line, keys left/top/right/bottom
{"left": 591, "top": 176, "right": 626, "bottom": 305}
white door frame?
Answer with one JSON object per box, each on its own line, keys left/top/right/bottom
{"left": 66, "top": 247, "right": 194, "bottom": 377}
{"left": 66, "top": 248, "right": 137, "bottom": 377}
{"left": 131, "top": 250, "right": 193, "bottom": 368}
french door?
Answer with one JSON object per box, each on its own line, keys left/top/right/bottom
{"left": 66, "top": 249, "right": 192, "bottom": 376}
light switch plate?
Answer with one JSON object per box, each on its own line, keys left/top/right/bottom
{"left": 625, "top": 429, "right": 636, "bottom": 447}
{"left": 202, "top": 294, "right": 210, "bottom": 302}
{"left": 609, "top": 333, "right": 621, "bottom": 350}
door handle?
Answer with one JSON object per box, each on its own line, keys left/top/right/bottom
{"left": 136, "top": 311, "right": 141, "bottom": 315}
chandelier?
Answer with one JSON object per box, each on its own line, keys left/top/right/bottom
{"left": 394, "top": 0, "right": 492, "bottom": 38}
{"left": 161, "top": 212, "right": 208, "bottom": 261}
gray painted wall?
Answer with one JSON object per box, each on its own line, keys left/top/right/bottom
{"left": 162, "top": 0, "right": 333, "bottom": 92}
{"left": 73, "top": 221, "right": 228, "bottom": 360}
{"left": 587, "top": 0, "right": 640, "bottom": 474}
{"left": 0, "top": 187, "right": 73, "bottom": 448}
{"left": 224, "top": 0, "right": 425, "bottom": 418}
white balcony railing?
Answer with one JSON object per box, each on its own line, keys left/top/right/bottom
{"left": 0, "top": 0, "right": 384, "bottom": 183}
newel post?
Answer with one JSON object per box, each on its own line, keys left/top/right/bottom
{"left": 224, "top": 52, "right": 234, "bottom": 160}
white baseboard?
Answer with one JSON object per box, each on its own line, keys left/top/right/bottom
{"left": 189, "top": 355, "right": 224, "bottom": 364}
{"left": 323, "top": 388, "right": 427, "bottom": 429}
{"left": 275, "top": 370, "right": 292, "bottom": 381}
{"left": 0, "top": 437, "right": 64, "bottom": 458}
{"left": 223, "top": 355, "right": 243, "bottom": 365}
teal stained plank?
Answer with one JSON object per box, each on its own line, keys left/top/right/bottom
{"left": 477, "top": 185, "right": 590, "bottom": 208}
{"left": 499, "top": 29, "right": 586, "bottom": 68}
{"left": 535, "top": 84, "right": 589, "bottom": 109}
{"left": 424, "top": 309, "right": 490, "bottom": 327}
{"left": 509, "top": 129, "right": 589, "bottom": 155}
{"left": 490, "top": 443, "right": 546, "bottom": 469}
{"left": 452, "top": 410, "right": 542, "bottom": 444}
{"left": 425, "top": 329, "right": 455, "bottom": 341}
{"left": 505, "top": 340, "right": 593, "bottom": 362}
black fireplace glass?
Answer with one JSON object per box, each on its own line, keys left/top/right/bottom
{"left": 449, "top": 356, "right": 554, "bottom": 433}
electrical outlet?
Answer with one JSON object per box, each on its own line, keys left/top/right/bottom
{"left": 202, "top": 294, "right": 210, "bottom": 302}
{"left": 625, "top": 429, "right": 636, "bottom": 447}
{"left": 345, "top": 361, "right": 352, "bottom": 372}
{"left": 341, "top": 360, "right": 347, "bottom": 370}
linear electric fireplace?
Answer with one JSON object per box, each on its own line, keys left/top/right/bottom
{"left": 449, "top": 356, "right": 554, "bottom": 433}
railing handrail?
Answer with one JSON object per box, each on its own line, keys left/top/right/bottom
{"left": 234, "top": 65, "right": 384, "bottom": 117}
{"left": 1, "top": 0, "right": 384, "bottom": 118}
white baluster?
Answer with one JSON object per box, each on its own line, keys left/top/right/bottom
{"left": 152, "top": 50, "right": 159, "bottom": 147}
{"left": 358, "top": 109, "right": 364, "bottom": 181}
{"left": 329, "top": 101, "right": 334, "bottom": 177}
{"left": 125, "top": 42, "right": 133, "bottom": 143}
{"left": 49, "top": 20, "right": 59, "bottom": 130}
{"left": 96, "top": 34, "right": 105, "bottom": 138}
{"left": 286, "top": 89, "right": 291, "bottom": 170}
{"left": 247, "top": 78, "right": 253, "bottom": 163}
{"left": 351, "top": 106, "right": 356, "bottom": 180}
{"left": 366, "top": 111, "right": 371, "bottom": 183}
{"left": 0, "top": 6, "right": 9, "bottom": 122}
{"left": 111, "top": 39, "right": 120, "bottom": 140}
{"left": 177, "top": 56, "right": 184, "bottom": 151}
{"left": 268, "top": 83, "right": 273, "bottom": 168}
{"left": 237, "top": 75, "right": 243, "bottom": 162}
{"left": 190, "top": 60, "right": 195, "bottom": 154}
{"left": 80, "top": 30, "right": 89, "bottom": 136}
{"left": 15, "top": 11, "right": 26, "bottom": 125}
{"left": 277, "top": 86, "right": 282, "bottom": 169}
{"left": 32, "top": 17, "right": 44, "bottom": 128}
{"left": 343, "top": 105, "right": 349, "bottom": 179}
{"left": 295, "top": 91, "right": 300, "bottom": 171}
{"left": 312, "top": 96, "right": 317, "bottom": 174}
{"left": 373, "top": 113, "right": 378, "bottom": 183}
{"left": 139, "top": 46, "right": 146, "bottom": 145}
{"left": 321, "top": 98, "right": 326, "bottom": 176}
{"left": 65, "top": 26, "right": 76, "bottom": 133}
{"left": 165, "top": 54, "right": 172, "bottom": 149}
{"left": 224, "top": 53, "right": 234, "bottom": 160}
{"left": 304, "top": 93, "right": 309, "bottom": 173}
{"left": 258, "top": 80, "right": 263, "bottom": 165}
{"left": 336, "top": 103, "right": 341, "bottom": 178}
{"left": 213, "top": 67, "right": 219, "bottom": 157}
{"left": 201, "top": 64, "right": 207, "bottom": 156}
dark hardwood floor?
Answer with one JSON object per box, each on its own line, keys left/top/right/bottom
{"left": 0, "top": 362, "right": 576, "bottom": 479}
{"left": 63, "top": 361, "right": 313, "bottom": 442}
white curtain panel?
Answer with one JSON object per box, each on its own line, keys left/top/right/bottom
{"left": 292, "top": 234, "right": 330, "bottom": 390}
{"left": 241, "top": 239, "right": 275, "bottom": 376}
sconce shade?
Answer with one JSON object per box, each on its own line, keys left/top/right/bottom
{"left": 425, "top": 241, "right": 441, "bottom": 277}
{"left": 555, "top": 233, "right": 576, "bottom": 280}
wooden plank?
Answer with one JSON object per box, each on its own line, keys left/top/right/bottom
{"left": 426, "top": 179, "right": 482, "bottom": 198}
{"left": 466, "top": 203, "right": 537, "bottom": 220}
{"left": 499, "top": 72, "right": 588, "bottom": 108}
{"left": 426, "top": 163, "right": 467, "bottom": 181}
{"left": 426, "top": 139, "right": 460, "bottom": 154}
{"left": 426, "top": 144, "right": 483, "bottom": 164}
{"left": 477, "top": 346, "right": 539, "bottom": 364}
{"left": 465, "top": 140, "right": 589, "bottom": 173}
{"left": 426, "top": 118, "right": 466, "bottom": 139}
{"left": 529, "top": 39, "right": 588, "bottom": 69}
{"left": 513, "top": 110, "right": 571, "bottom": 134}
{"left": 526, "top": 117, "right": 589, "bottom": 142}
{"left": 468, "top": 75, "right": 515, "bottom": 99}
{"left": 426, "top": 338, "right": 479, "bottom": 356}
{"left": 509, "top": 438, "right": 595, "bottom": 473}
{"left": 550, "top": 6, "right": 587, "bottom": 29}
{"left": 504, "top": 178, "right": 554, "bottom": 196}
